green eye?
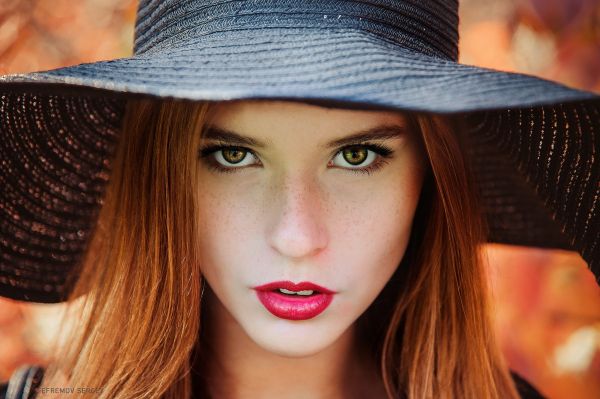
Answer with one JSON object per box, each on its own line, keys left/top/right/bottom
{"left": 332, "top": 145, "right": 377, "bottom": 168}
{"left": 211, "top": 147, "right": 258, "bottom": 167}
{"left": 342, "top": 146, "right": 368, "bottom": 165}
{"left": 199, "top": 143, "right": 393, "bottom": 176}
{"left": 221, "top": 148, "right": 247, "bottom": 164}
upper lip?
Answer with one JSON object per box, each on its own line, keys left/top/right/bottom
{"left": 253, "top": 280, "right": 336, "bottom": 294}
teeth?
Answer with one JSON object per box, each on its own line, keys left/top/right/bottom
{"left": 278, "top": 288, "right": 314, "bottom": 296}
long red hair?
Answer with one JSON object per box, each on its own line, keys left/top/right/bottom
{"left": 38, "top": 99, "right": 519, "bottom": 399}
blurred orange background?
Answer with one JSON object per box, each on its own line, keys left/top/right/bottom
{"left": 1, "top": 1, "right": 599, "bottom": 398}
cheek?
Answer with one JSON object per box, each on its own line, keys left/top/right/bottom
{"left": 330, "top": 172, "right": 423, "bottom": 305}
{"left": 195, "top": 188, "right": 262, "bottom": 285}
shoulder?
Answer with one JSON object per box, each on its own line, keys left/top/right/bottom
{"left": 511, "top": 371, "right": 546, "bottom": 399}
{"left": 0, "top": 381, "right": 8, "bottom": 399}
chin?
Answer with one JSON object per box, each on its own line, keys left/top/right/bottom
{"left": 243, "top": 317, "right": 352, "bottom": 358}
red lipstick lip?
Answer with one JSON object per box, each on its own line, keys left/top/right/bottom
{"left": 253, "top": 280, "right": 336, "bottom": 294}
{"left": 253, "top": 280, "right": 336, "bottom": 320}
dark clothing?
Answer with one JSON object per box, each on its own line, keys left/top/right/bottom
{"left": 510, "top": 372, "right": 547, "bottom": 399}
{"left": 1, "top": 369, "right": 546, "bottom": 399}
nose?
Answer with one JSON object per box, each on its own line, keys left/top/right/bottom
{"left": 266, "top": 174, "right": 329, "bottom": 260}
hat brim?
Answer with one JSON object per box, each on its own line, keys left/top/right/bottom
{"left": 1, "top": 28, "right": 599, "bottom": 302}
{"left": 2, "top": 28, "right": 597, "bottom": 111}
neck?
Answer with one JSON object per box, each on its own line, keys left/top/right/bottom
{"left": 195, "top": 287, "right": 381, "bottom": 399}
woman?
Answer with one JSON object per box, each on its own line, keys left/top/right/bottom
{"left": 0, "top": 1, "right": 598, "bottom": 398}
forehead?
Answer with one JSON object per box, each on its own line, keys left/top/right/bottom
{"left": 207, "top": 100, "right": 408, "bottom": 139}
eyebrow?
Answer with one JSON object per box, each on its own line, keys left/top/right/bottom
{"left": 324, "top": 125, "right": 407, "bottom": 148}
{"left": 201, "top": 124, "right": 407, "bottom": 149}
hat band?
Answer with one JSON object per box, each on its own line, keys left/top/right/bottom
{"left": 133, "top": 0, "right": 459, "bottom": 61}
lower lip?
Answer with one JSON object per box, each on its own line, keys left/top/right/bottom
{"left": 255, "top": 290, "right": 334, "bottom": 320}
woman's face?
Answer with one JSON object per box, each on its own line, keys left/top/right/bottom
{"left": 196, "top": 100, "right": 427, "bottom": 356}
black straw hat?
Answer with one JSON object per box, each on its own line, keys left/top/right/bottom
{"left": 1, "top": 0, "right": 599, "bottom": 303}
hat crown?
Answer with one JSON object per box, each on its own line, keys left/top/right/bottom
{"left": 133, "top": 0, "right": 459, "bottom": 61}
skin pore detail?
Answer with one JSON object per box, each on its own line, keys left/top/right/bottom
{"left": 195, "top": 100, "right": 427, "bottom": 399}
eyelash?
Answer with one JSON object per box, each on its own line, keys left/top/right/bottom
{"left": 198, "top": 142, "right": 394, "bottom": 175}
